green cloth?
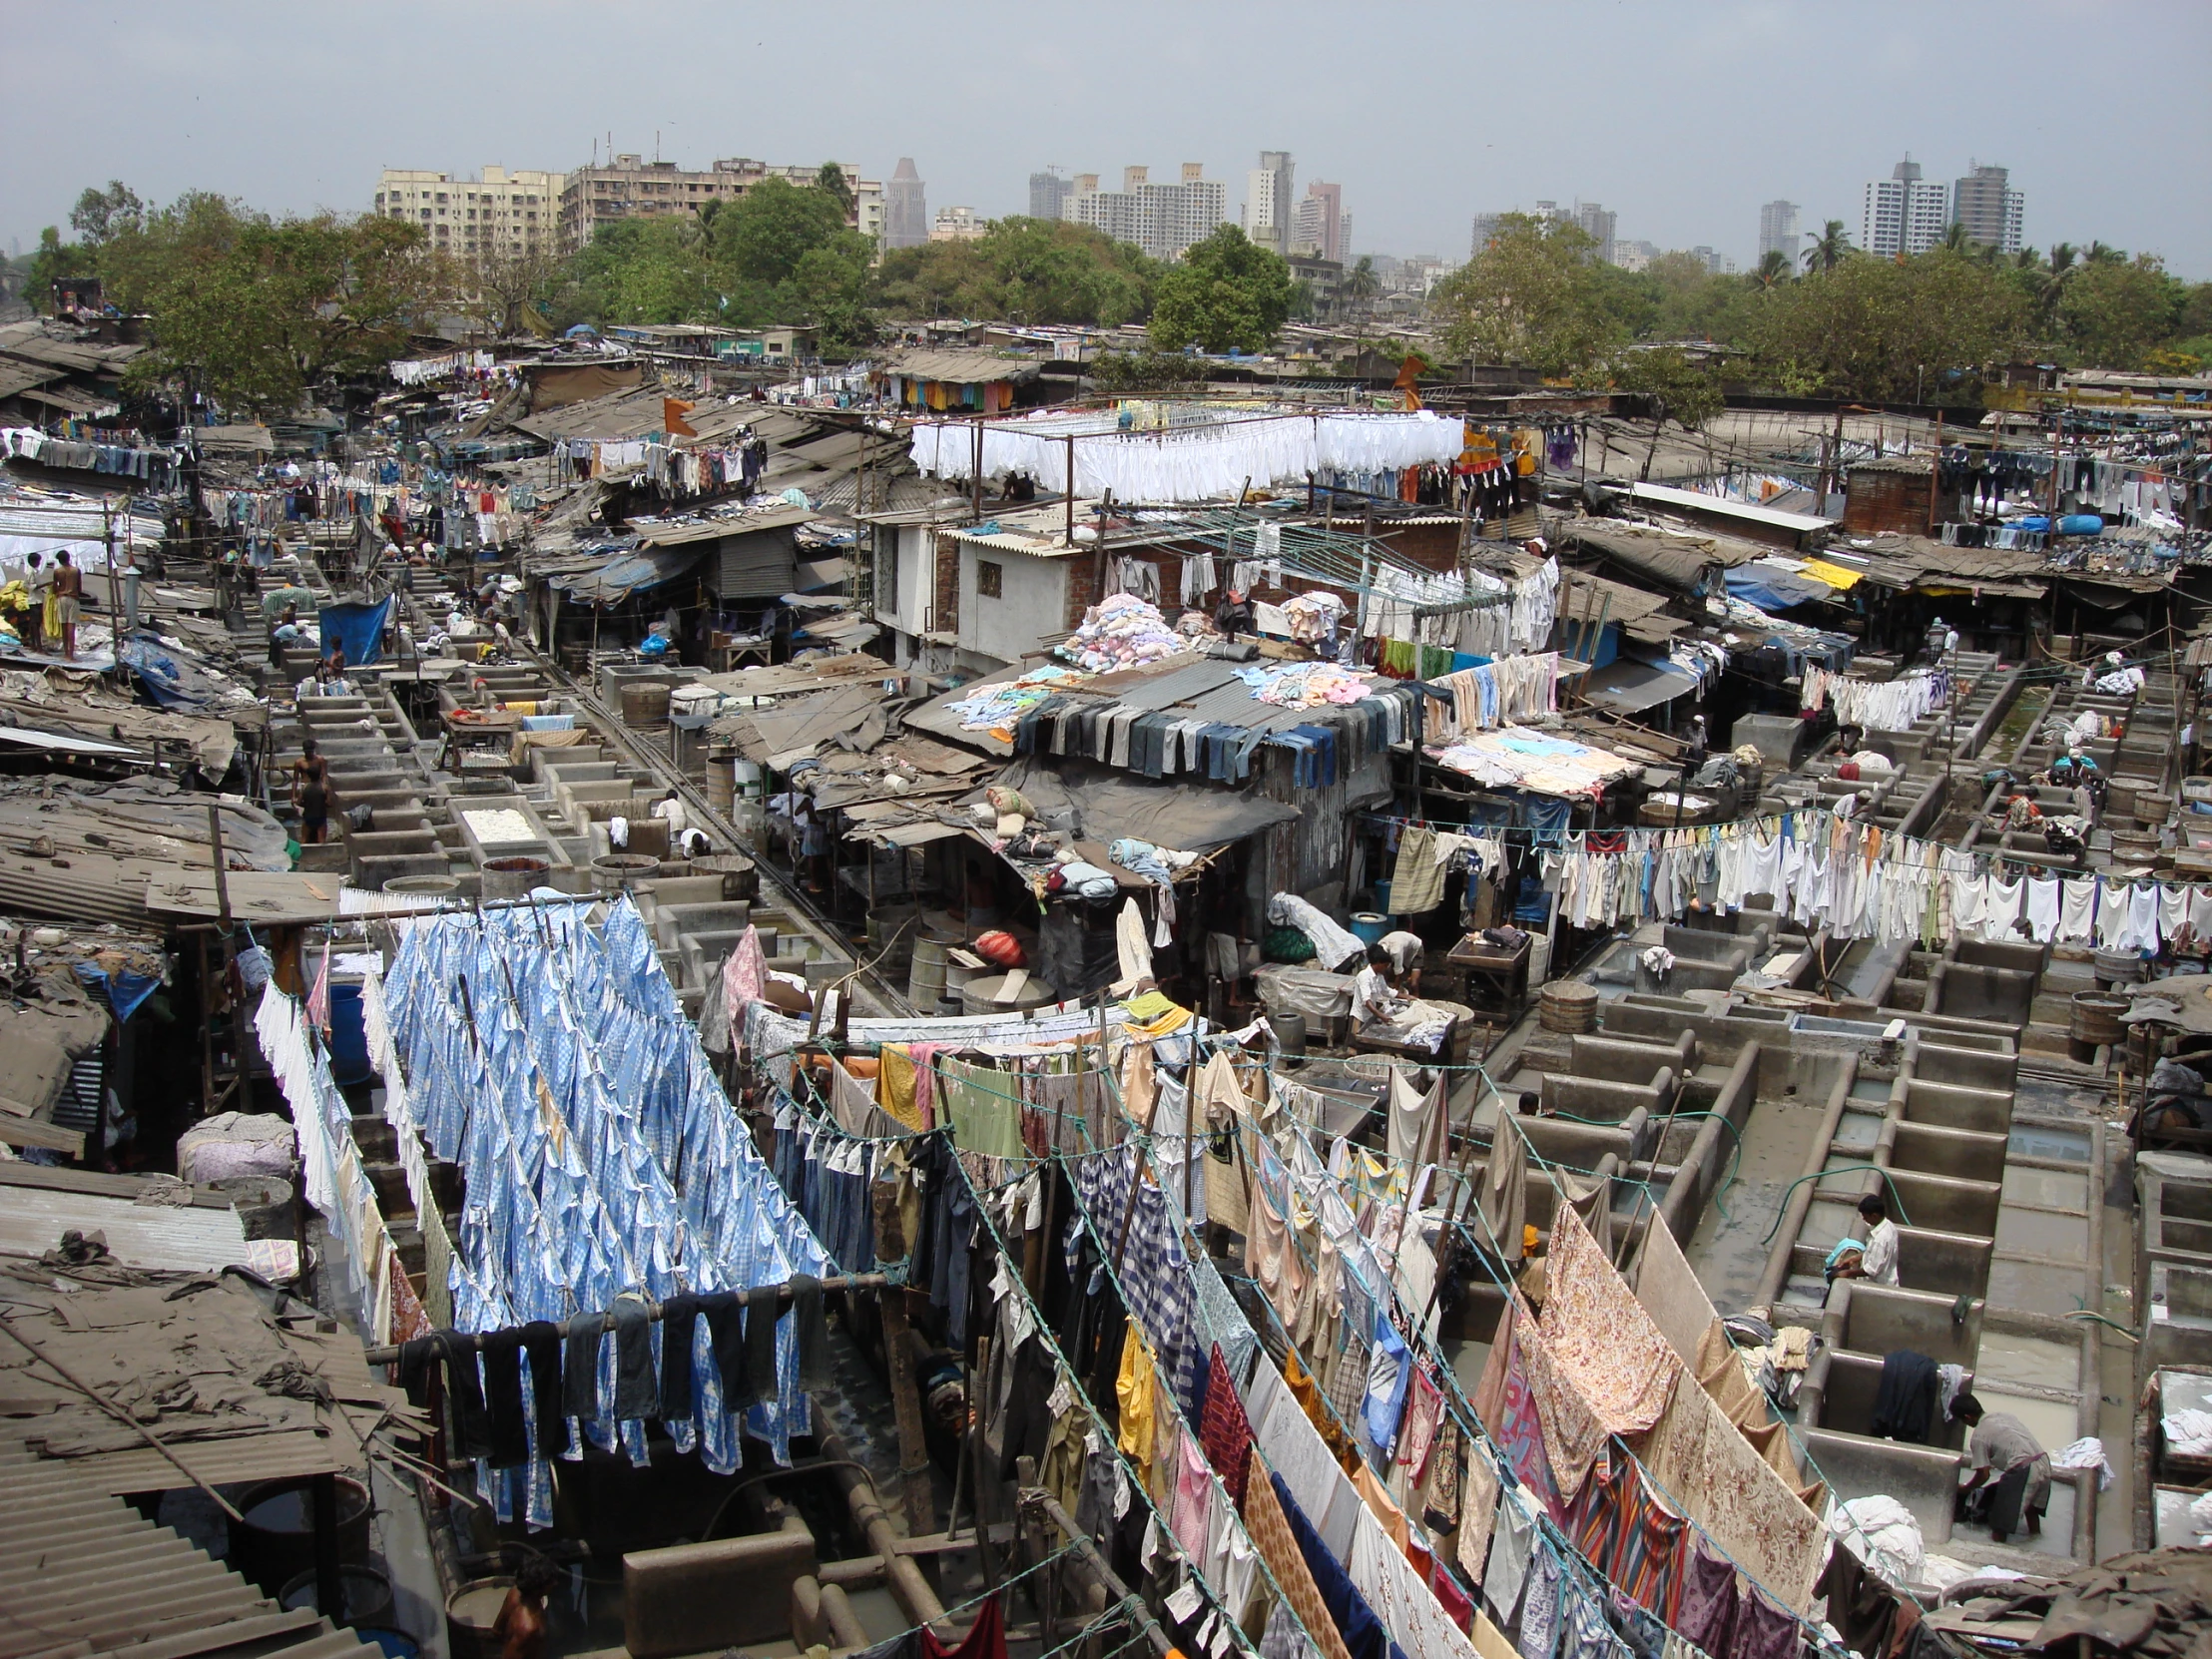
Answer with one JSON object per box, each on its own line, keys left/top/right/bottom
{"left": 937, "top": 1056, "right": 1023, "bottom": 1160}
{"left": 1264, "top": 925, "right": 1316, "bottom": 963}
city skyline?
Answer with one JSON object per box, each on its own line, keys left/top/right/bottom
{"left": 3, "top": 2, "right": 2205, "bottom": 276}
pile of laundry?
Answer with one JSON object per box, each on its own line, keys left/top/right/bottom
{"left": 1055, "top": 593, "right": 1192, "bottom": 674}
{"left": 944, "top": 664, "right": 1086, "bottom": 733}
{"left": 1232, "top": 661, "right": 1375, "bottom": 710}
{"left": 1427, "top": 726, "right": 1643, "bottom": 800}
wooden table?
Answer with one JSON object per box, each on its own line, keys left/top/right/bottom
{"left": 1446, "top": 930, "right": 1533, "bottom": 1019}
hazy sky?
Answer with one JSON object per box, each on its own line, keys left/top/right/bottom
{"left": 4, "top": 0, "right": 2208, "bottom": 276}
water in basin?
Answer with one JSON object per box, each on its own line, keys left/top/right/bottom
{"left": 1995, "top": 1208, "right": 2088, "bottom": 1261}
{"left": 2003, "top": 1167, "right": 2090, "bottom": 1211}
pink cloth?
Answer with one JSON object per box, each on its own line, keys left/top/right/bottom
{"left": 1398, "top": 1364, "right": 1445, "bottom": 1482}
{"left": 1172, "top": 1428, "right": 1213, "bottom": 1562}
{"left": 909, "top": 1042, "right": 941, "bottom": 1130}
{"left": 723, "top": 925, "right": 766, "bottom": 1023}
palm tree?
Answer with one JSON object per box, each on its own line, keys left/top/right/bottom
{"left": 1937, "top": 221, "right": 1971, "bottom": 255}
{"left": 2033, "top": 243, "right": 2079, "bottom": 332}
{"left": 2083, "top": 241, "right": 2124, "bottom": 267}
{"left": 1802, "top": 220, "right": 1851, "bottom": 274}
{"left": 1754, "top": 249, "right": 1791, "bottom": 287}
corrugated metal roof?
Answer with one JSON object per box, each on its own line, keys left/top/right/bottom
{"left": 0, "top": 1440, "right": 382, "bottom": 1659}
{"left": 1628, "top": 480, "right": 1840, "bottom": 532}
{"left": 879, "top": 350, "right": 1046, "bottom": 384}
{"left": 0, "top": 1186, "right": 251, "bottom": 1272}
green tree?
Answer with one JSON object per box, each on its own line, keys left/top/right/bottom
{"left": 1802, "top": 220, "right": 1852, "bottom": 274}
{"left": 715, "top": 177, "right": 849, "bottom": 287}
{"left": 1612, "top": 346, "right": 1725, "bottom": 479}
{"left": 786, "top": 237, "right": 876, "bottom": 350}
{"left": 102, "top": 197, "right": 451, "bottom": 409}
{"left": 69, "top": 181, "right": 144, "bottom": 247}
{"left": 460, "top": 244, "right": 568, "bottom": 336}
{"left": 1147, "top": 225, "right": 1294, "bottom": 353}
{"left": 1428, "top": 214, "right": 1619, "bottom": 375}
{"left": 554, "top": 216, "right": 718, "bottom": 325}
{"left": 1754, "top": 250, "right": 1793, "bottom": 287}
{"left": 1750, "top": 248, "right": 2027, "bottom": 401}
{"left": 2053, "top": 255, "right": 2185, "bottom": 368}
{"left": 875, "top": 217, "right": 1154, "bottom": 325}
{"left": 814, "top": 163, "right": 854, "bottom": 222}
{"left": 1089, "top": 350, "right": 1210, "bottom": 394}
{"left": 23, "top": 227, "right": 97, "bottom": 312}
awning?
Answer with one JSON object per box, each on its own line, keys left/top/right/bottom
{"left": 1579, "top": 656, "right": 1702, "bottom": 716}
{"left": 547, "top": 547, "right": 704, "bottom": 605}
{"left": 987, "top": 756, "right": 1302, "bottom": 851}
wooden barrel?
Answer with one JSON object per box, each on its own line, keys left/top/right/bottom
{"left": 2091, "top": 948, "right": 2145, "bottom": 987}
{"left": 1538, "top": 980, "right": 1597, "bottom": 1034}
{"left": 479, "top": 855, "right": 548, "bottom": 900}
{"left": 906, "top": 936, "right": 948, "bottom": 1009}
{"left": 621, "top": 682, "right": 671, "bottom": 728}
{"left": 706, "top": 747, "right": 738, "bottom": 814}
{"left": 2069, "top": 992, "right": 2128, "bottom": 1059}
{"left": 2138, "top": 793, "right": 2174, "bottom": 827}
{"left": 591, "top": 852, "right": 659, "bottom": 891}
{"left": 959, "top": 972, "right": 1058, "bottom": 1014}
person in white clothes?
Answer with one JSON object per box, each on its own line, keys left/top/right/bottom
{"left": 1377, "top": 929, "right": 1425, "bottom": 993}
{"left": 651, "top": 788, "right": 689, "bottom": 839}
{"left": 1835, "top": 1190, "right": 1902, "bottom": 1286}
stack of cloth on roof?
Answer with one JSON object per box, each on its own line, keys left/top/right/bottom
{"left": 1427, "top": 726, "right": 1641, "bottom": 799}
{"left": 1235, "top": 661, "right": 1376, "bottom": 710}
{"left": 945, "top": 664, "right": 1087, "bottom": 733}
{"left": 1056, "top": 593, "right": 1193, "bottom": 674}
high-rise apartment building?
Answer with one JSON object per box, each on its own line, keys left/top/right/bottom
{"left": 1862, "top": 157, "right": 1948, "bottom": 258}
{"left": 1242, "top": 151, "right": 1295, "bottom": 257}
{"left": 1028, "top": 170, "right": 1072, "bottom": 222}
{"left": 1687, "top": 246, "right": 1736, "bottom": 276}
{"left": 555, "top": 156, "right": 881, "bottom": 253}
{"left": 1293, "top": 182, "right": 1347, "bottom": 265}
{"left": 1758, "top": 200, "right": 1801, "bottom": 269}
{"left": 884, "top": 158, "right": 928, "bottom": 249}
{"left": 1613, "top": 241, "right": 1660, "bottom": 274}
{"left": 1573, "top": 203, "right": 1616, "bottom": 265}
{"left": 1951, "top": 163, "right": 2023, "bottom": 255}
{"left": 1071, "top": 163, "right": 1227, "bottom": 263}
{"left": 1470, "top": 213, "right": 1503, "bottom": 256}
{"left": 374, "top": 167, "right": 566, "bottom": 260}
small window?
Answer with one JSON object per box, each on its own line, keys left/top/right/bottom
{"left": 977, "top": 560, "right": 1002, "bottom": 598}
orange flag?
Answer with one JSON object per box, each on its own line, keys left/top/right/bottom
{"left": 663, "top": 397, "right": 698, "bottom": 438}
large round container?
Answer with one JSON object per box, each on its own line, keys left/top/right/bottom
{"left": 445, "top": 1578, "right": 514, "bottom": 1659}
{"left": 2138, "top": 793, "right": 2174, "bottom": 828}
{"left": 382, "top": 874, "right": 460, "bottom": 899}
{"left": 622, "top": 682, "right": 672, "bottom": 728}
{"left": 279, "top": 1562, "right": 394, "bottom": 1631}
{"left": 480, "top": 856, "right": 549, "bottom": 901}
{"left": 232, "top": 1475, "right": 373, "bottom": 1596}
{"left": 2091, "top": 948, "right": 2146, "bottom": 988}
{"left": 907, "top": 936, "right": 948, "bottom": 1009}
{"left": 1350, "top": 911, "right": 1388, "bottom": 947}
{"left": 2069, "top": 991, "right": 2128, "bottom": 1062}
{"left": 958, "top": 972, "right": 1058, "bottom": 1014}
{"left": 590, "top": 852, "right": 659, "bottom": 891}
{"left": 1270, "top": 1013, "right": 1308, "bottom": 1062}
{"left": 1538, "top": 980, "right": 1598, "bottom": 1034}
{"left": 327, "top": 982, "right": 372, "bottom": 1086}
{"left": 207, "top": 1174, "right": 296, "bottom": 1241}
{"left": 706, "top": 750, "right": 738, "bottom": 814}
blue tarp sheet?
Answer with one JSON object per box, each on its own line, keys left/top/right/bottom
{"left": 317, "top": 598, "right": 393, "bottom": 668}
{"left": 73, "top": 959, "right": 161, "bottom": 1020}
{"left": 117, "top": 633, "right": 234, "bottom": 711}
{"left": 1723, "top": 566, "right": 1834, "bottom": 612}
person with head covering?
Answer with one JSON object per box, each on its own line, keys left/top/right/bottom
{"left": 1213, "top": 587, "right": 1254, "bottom": 643}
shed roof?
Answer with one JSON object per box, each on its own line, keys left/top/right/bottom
{"left": 879, "top": 349, "right": 1047, "bottom": 384}
{"left": 1627, "top": 480, "right": 1840, "bottom": 532}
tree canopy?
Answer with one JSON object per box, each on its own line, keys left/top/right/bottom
{"left": 876, "top": 218, "right": 1155, "bottom": 326}
{"left": 1430, "top": 215, "right": 1621, "bottom": 376}
{"left": 1147, "top": 225, "right": 1295, "bottom": 353}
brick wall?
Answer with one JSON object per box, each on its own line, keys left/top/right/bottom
{"left": 932, "top": 531, "right": 960, "bottom": 634}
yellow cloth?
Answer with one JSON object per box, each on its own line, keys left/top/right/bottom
{"left": 503, "top": 699, "right": 539, "bottom": 716}
{"left": 1472, "top": 1612, "right": 1523, "bottom": 1659}
{"left": 1115, "top": 1320, "right": 1158, "bottom": 1471}
{"left": 1799, "top": 558, "right": 1865, "bottom": 592}
{"left": 1121, "top": 989, "right": 1192, "bottom": 1034}
{"left": 42, "top": 591, "right": 60, "bottom": 637}
{"left": 875, "top": 1044, "right": 923, "bottom": 1132}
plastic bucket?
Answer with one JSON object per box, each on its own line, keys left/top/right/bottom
{"left": 1350, "top": 911, "right": 1388, "bottom": 946}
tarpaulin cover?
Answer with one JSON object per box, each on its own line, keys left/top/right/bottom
{"left": 985, "top": 755, "right": 1301, "bottom": 851}
{"left": 1723, "top": 566, "right": 1834, "bottom": 612}
{"left": 548, "top": 547, "right": 703, "bottom": 605}
{"left": 73, "top": 959, "right": 161, "bottom": 1021}
{"left": 116, "top": 632, "right": 238, "bottom": 712}
{"left": 317, "top": 598, "right": 393, "bottom": 668}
